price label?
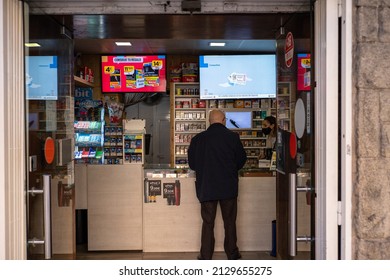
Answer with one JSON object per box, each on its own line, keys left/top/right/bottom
{"left": 152, "top": 60, "right": 163, "bottom": 70}
{"left": 104, "top": 66, "right": 115, "bottom": 74}
{"left": 124, "top": 66, "right": 135, "bottom": 74}
{"left": 301, "top": 58, "right": 311, "bottom": 68}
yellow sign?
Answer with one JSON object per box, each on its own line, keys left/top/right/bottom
{"left": 104, "top": 66, "right": 115, "bottom": 74}
{"left": 152, "top": 60, "right": 163, "bottom": 69}
{"left": 124, "top": 66, "right": 135, "bottom": 74}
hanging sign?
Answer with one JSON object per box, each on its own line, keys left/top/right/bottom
{"left": 285, "top": 32, "right": 294, "bottom": 68}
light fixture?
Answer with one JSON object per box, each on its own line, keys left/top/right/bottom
{"left": 25, "top": 43, "right": 41, "bottom": 47}
{"left": 209, "top": 42, "right": 226, "bottom": 47}
{"left": 115, "top": 42, "right": 132, "bottom": 46}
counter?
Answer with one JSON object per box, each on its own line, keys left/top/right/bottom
{"left": 142, "top": 168, "right": 276, "bottom": 252}
{"left": 75, "top": 164, "right": 277, "bottom": 252}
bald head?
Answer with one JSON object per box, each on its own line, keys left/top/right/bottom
{"left": 209, "top": 109, "right": 226, "bottom": 125}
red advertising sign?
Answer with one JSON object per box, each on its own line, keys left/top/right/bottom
{"left": 101, "top": 55, "right": 167, "bottom": 93}
{"left": 285, "top": 32, "right": 294, "bottom": 68}
{"left": 297, "top": 53, "right": 311, "bottom": 91}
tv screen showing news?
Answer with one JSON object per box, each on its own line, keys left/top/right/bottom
{"left": 101, "top": 55, "right": 167, "bottom": 93}
{"left": 225, "top": 111, "right": 252, "bottom": 129}
{"left": 199, "top": 54, "right": 276, "bottom": 100}
{"left": 25, "top": 55, "right": 58, "bottom": 100}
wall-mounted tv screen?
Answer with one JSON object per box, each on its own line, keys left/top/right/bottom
{"left": 25, "top": 56, "right": 58, "bottom": 100}
{"left": 199, "top": 54, "right": 276, "bottom": 99}
{"left": 297, "top": 53, "right": 311, "bottom": 91}
{"left": 225, "top": 111, "right": 252, "bottom": 129}
{"left": 101, "top": 55, "right": 167, "bottom": 93}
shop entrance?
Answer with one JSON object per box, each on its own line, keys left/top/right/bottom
{"left": 275, "top": 5, "right": 314, "bottom": 259}
{"left": 23, "top": 0, "right": 344, "bottom": 260}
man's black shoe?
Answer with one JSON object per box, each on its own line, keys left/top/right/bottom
{"left": 228, "top": 253, "right": 242, "bottom": 260}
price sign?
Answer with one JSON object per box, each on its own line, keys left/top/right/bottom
{"left": 104, "top": 66, "right": 115, "bottom": 74}
{"left": 124, "top": 66, "right": 135, "bottom": 74}
{"left": 152, "top": 60, "right": 163, "bottom": 70}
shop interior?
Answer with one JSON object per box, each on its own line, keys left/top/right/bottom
{"left": 25, "top": 10, "right": 312, "bottom": 260}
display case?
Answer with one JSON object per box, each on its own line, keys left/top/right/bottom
{"left": 74, "top": 100, "right": 104, "bottom": 164}
{"left": 123, "top": 119, "right": 145, "bottom": 164}
{"left": 104, "top": 125, "right": 123, "bottom": 164}
{"left": 74, "top": 120, "right": 104, "bottom": 164}
{"left": 170, "top": 82, "right": 206, "bottom": 168}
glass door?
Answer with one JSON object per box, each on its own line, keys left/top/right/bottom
{"left": 24, "top": 11, "right": 75, "bottom": 259}
{"left": 275, "top": 2, "right": 315, "bottom": 259}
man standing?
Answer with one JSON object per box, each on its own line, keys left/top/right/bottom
{"left": 188, "top": 109, "right": 247, "bottom": 260}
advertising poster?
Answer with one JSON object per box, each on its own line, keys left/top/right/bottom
{"left": 297, "top": 53, "right": 311, "bottom": 91}
{"left": 101, "top": 55, "right": 166, "bottom": 93}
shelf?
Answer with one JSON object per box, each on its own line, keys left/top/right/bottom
{"left": 174, "top": 131, "right": 203, "bottom": 134}
{"left": 244, "top": 146, "right": 266, "bottom": 149}
{"left": 74, "top": 76, "right": 94, "bottom": 87}
{"left": 175, "top": 108, "right": 206, "bottom": 111}
{"left": 174, "top": 95, "right": 200, "bottom": 98}
{"left": 175, "top": 119, "right": 206, "bottom": 122}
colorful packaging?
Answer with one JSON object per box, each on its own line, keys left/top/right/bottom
{"left": 181, "top": 62, "right": 198, "bottom": 82}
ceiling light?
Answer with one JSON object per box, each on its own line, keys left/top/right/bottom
{"left": 209, "top": 42, "right": 226, "bottom": 47}
{"left": 25, "top": 43, "right": 41, "bottom": 47}
{"left": 115, "top": 42, "right": 132, "bottom": 46}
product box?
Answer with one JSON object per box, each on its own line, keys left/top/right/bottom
{"left": 234, "top": 100, "right": 244, "bottom": 108}
{"left": 226, "top": 100, "right": 234, "bottom": 108}
{"left": 199, "top": 100, "right": 206, "bottom": 108}
{"left": 252, "top": 99, "right": 260, "bottom": 108}
{"left": 181, "top": 62, "right": 198, "bottom": 82}
{"left": 244, "top": 100, "right": 252, "bottom": 108}
{"left": 170, "top": 65, "right": 182, "bottom": 83}
{"left": 218, "top": 100, "right": 226, "bottom": 108}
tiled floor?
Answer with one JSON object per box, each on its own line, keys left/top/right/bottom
{"left": 49, "top": 245, "right": 310, "bottom": 260}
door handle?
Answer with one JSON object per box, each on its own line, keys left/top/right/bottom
{"left": 27, "top": 174, "right": 52, "bottom": 259}
{"left": 289, "top": 173, "right": 297, "bottom": 257}
{"left": 289, "top": 173, "right": 314, "bottom": 257}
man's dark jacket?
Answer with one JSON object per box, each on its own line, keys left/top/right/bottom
{"left": 188, "top": 123, "right": 247, "bottom": 202}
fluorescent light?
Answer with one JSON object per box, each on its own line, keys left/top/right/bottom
{"left": 25, "top": 43, "right": 41, "bottom": 47}
{"left": 209, "top": 42, "right": 226, "bottom": 47}
{"left": 115, "top": 42, "right": 132, "bottom": 46}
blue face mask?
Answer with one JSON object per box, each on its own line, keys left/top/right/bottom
{"left": 262, "top": 127, "right": 272, "bottom": 135}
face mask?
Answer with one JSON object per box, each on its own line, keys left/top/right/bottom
{"left": 262, "top": 127, "right": 272, "bottom": 135}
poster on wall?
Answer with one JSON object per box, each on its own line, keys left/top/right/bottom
{"left": 297, "top": 53, "right": 311, "bottom": 91}
{"left": 101, "top": 55, "right": 167, "bottom": 93}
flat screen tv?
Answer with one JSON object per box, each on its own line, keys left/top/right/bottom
{"left": 25, "top": 56, "right": 58, "bottom": 100}
{"left": 199, "top": 54, "right": 276, "bottom": 99}
{"left": 101, "top": 55, "right": 167, "bottom": 93}
{"left": 225, "top": 111, "right": 252, "bottom": 129}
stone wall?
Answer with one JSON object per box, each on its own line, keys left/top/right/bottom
{"left": 354, "top": 0, "right": 390, "bottom": 259}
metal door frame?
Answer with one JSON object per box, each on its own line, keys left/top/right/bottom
{"left": 314, "top": 0, "right": 352, "bottom": 260}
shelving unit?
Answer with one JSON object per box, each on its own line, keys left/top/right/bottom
{"left": 170, "top": 82, "right": 206, "bottom": 168}
{"left": 170, "top": 82, "right": 277, "bottom": 169}
{"left": 74, "top": 74, "right": 106, "bottom": 164}
{"left": 103, "top": 125, "right": 123, "bottom": 164}
{"left": 123, "top": 119, "right": 145, "bottom": 165}
{"left": 74, "top": 75, "right": 94, "bottom": 88}
{"left": 277, "top": 82, "right": 293, "bottom": 131}
{"left": 74, "top": 120, "right": 104, "bottom": 164}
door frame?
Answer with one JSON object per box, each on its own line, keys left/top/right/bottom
{"left": 314, "top": 0, "right": 352, "bottom": 259}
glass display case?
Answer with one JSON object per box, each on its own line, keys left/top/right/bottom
{"left": 144, "top": 164, "right": 196, "bottom": 179}
{"left": 74, "top": 100, "right": 104, "bottom": 164}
